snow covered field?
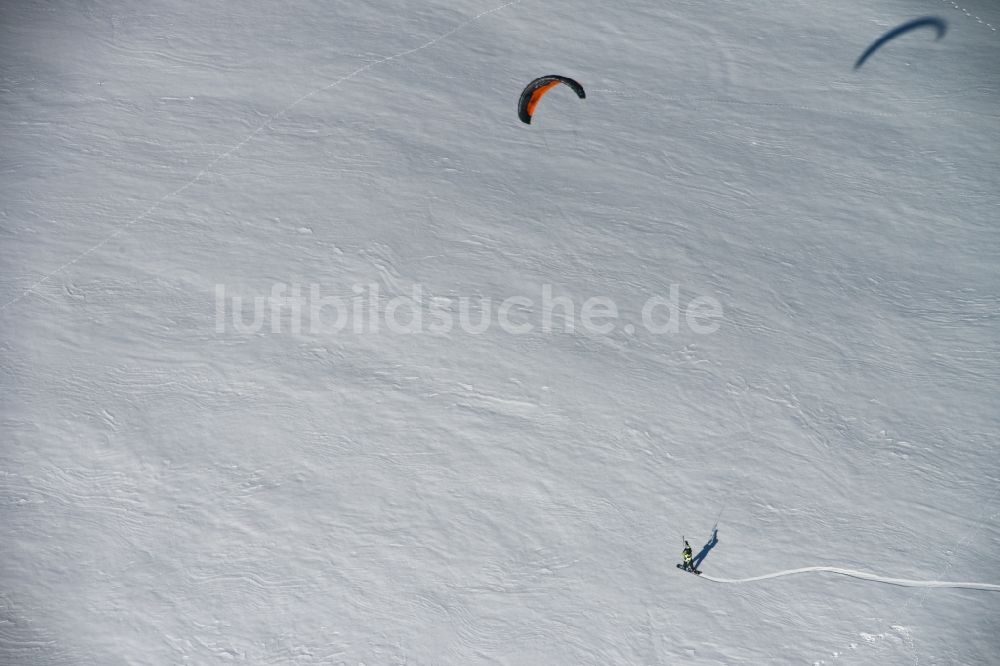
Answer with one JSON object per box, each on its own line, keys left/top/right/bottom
{"left": 2, "top": 0, "right": 999, "bottom": 663}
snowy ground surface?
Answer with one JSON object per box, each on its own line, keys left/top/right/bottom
{"left": 2, "top": 0, "right": 999, "bottom": 664}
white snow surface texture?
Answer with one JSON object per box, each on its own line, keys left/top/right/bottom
{"left": 2, "top": 0, "right": 999, "bottom": 664}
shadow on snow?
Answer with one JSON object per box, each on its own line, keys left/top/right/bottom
{"left": 693, "top": 525, "right": 719, "bottom": 571}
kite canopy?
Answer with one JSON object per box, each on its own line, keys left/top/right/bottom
{"left": 518, "top": 75, "right": 586, "bottom": 124}
{"left": 854, "top": 16, "right": 947, "bottom": 70}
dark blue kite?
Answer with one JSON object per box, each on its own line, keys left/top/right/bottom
{"left": 854, "top": 16, "right": 947, "bottom": 70}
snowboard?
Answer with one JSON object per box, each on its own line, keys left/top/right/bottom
{"left": 676, "top": 563, "right": 701, "bottom": 575}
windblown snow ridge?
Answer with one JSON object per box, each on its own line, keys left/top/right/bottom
{"left": 699, "top": 567, "right": 1000, "bottom": 591}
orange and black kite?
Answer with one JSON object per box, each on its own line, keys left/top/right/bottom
{"left": 518, "top": 75, "right": 585, "bottom": 124}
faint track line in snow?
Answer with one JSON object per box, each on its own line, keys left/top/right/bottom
{"left": 700, "top": 98, "right": 994, "bottom": 120}
{"left": 592, "top": 88, "right": 997, "bottom": 121}
{"left": 0, "top": 0, "right": 523, "bottom": 314}
{"left": 698, "top": 566, "right": 1000, "bottom": 591}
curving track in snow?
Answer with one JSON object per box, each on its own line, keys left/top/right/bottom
{"left": 698, "top": 567, "right": 1000, "bottom": 592}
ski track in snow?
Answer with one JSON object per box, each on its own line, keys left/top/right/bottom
{"left": 855, "top": 490, "right": 1000, "bottom": 665}
{"left": 698, "top": 567, "right": 1000, "bottom": 592}
{"left": 938, "top": 0, "right": 998, "bottom": 32}
{"left": 0, "top": 0, "right": 524, "bottom": 314}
